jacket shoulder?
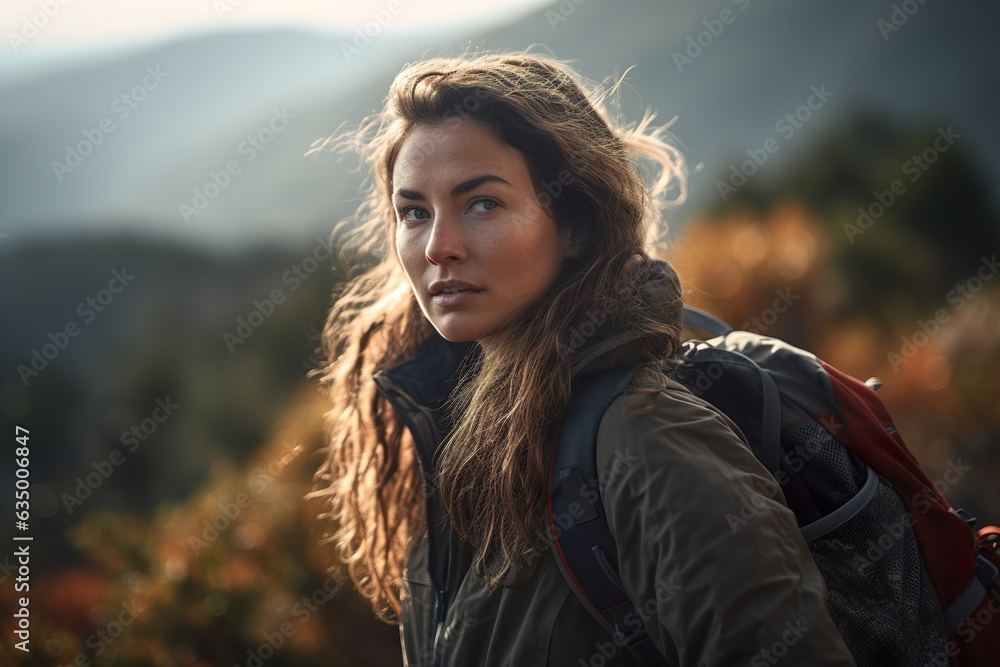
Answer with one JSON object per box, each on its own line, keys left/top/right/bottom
{"left": 589, "top": 369, "right": 857, "bottom": 666}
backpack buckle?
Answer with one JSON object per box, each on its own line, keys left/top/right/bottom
{"left": 954, "top": 507, "right": 978, "bottom": 529}
{"left": 976, "top": 553, "right": 999, "bottom": 588}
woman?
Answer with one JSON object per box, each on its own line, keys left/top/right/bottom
{"left": 309, "top": 51, "right": 856, "bottom": 666}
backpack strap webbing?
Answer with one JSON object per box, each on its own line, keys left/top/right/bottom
{"left": 682, "top": 304, "right": 733, "bottom": 337}
{"left": 547, "top": 361, "right": 671, "bottom": 667}
{"left": 676, "top": 344, "right": 783, "bottom": 476}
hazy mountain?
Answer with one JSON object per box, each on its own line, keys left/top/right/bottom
{"left": 0, "top": 0, "right": 997, "bottom": 252}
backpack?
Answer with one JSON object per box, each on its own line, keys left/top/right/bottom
{"left": 547, "top": 304, "right": 1000, "bottom": 667}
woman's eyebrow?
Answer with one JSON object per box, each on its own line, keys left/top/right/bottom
{"left": 394, "top": 174, "right": 512, "bottom": 201}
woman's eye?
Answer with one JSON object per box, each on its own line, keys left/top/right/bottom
{"left": 400, "top": 207, "right": 430, "bottom": 222}
{"left": 398, "top": 198, "right": 498, "bottom": 222}
{"left": 469, "top": 198, "right": 499, "bottom": 213}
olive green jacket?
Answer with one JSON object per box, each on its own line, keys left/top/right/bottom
{"left": 372, "top": 267, "right": 856, "bottom": 667}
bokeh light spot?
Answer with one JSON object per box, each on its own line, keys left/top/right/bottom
{"left": 46, "top": 638, "right": 64, "bottom": 657}
{"left": 922, "top": 355, "right": 951, "bottom": 391}
{"left": 205, "top": 592, "right": 228, "bottom": 616}
{"left": 32, "top": 484, "right": 59, "bottom": 517}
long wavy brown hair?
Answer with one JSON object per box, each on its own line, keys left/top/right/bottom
{"left": 308, "top": 50, "right": 688, "bottom": 622}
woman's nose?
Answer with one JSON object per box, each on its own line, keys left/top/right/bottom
{"left": 424, "top": 213, "right": 467, "bottom": 265}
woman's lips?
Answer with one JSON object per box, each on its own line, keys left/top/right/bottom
{"left": 431, "top": 288, "right": 483, "bottom": 307}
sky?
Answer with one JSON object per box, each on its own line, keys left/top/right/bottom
{"left": 1, "top": 0, "right": 552, "bottom": 70}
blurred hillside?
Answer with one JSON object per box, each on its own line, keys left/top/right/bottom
{"left": 1, "top": 0, "right": 998, "bottom": 249}
{"left": 0, "top": 385, "right": 401, "bottom": 667}
{"left": 0, "top": 236, "right": 342, "bottom": 566}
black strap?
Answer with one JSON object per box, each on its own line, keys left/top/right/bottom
{"left": 679, "top": 346, "right": 783, "bottom": 477}
{"left": 548, "top": 361, "right": 671, "bottom": 667}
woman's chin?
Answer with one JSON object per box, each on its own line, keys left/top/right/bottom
{"left": 431, "top": 321, "right": 483, "bottom": 344}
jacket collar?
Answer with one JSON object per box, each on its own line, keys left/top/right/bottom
{"left": 372, "top": 333, "right": 476, "bottom": 443}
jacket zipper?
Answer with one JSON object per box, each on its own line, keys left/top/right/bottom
{"left": 432, "top": 538, "right": 452, "bottom": 667}
{"left": 372, "top": 372, "right": 453, "bottom": 666}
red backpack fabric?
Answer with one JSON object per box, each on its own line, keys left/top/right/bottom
{"left": 822, "top": 361, "right": 1000, "bottom": 666}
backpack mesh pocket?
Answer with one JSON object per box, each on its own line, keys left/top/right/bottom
{"left": 784, "top": 422, "right": 948, "bottom": 667}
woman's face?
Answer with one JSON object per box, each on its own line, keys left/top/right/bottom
{"left": 392, "top": 117, "right": 575, "bottom": 351}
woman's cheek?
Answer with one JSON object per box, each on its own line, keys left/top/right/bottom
{"left": 395, "top": 231, "right": 421, "bottom": 273}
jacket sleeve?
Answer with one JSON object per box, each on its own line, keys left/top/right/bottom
{"left": 595, "top": 386, "right": 857, "bottom": 667}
